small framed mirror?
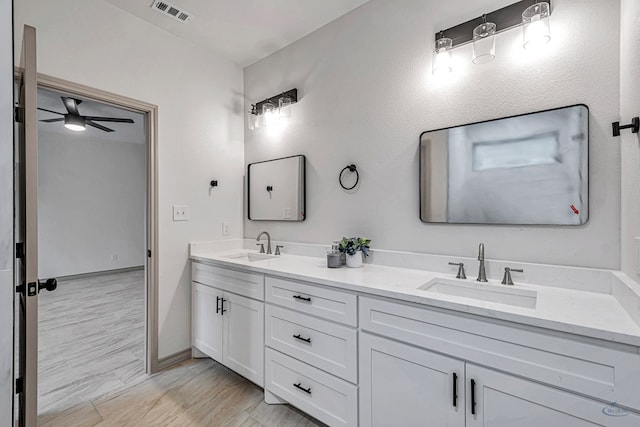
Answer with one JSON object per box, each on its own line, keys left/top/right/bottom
{"left": 420, "top": 104, "right": 589, "bottom": 225}
{"left": 248, "top": 155, "right": 306, "bottom": 221}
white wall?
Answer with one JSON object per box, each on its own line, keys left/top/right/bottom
{"left": 0, "top": 0, "right": 13, "bottom": 422}
{"left": 620, "top": 0, "right": 640, "bottom": 280}
{"left": 244, "top": 0, "right": 621, "bottom": 270}
{"left": 14, "top": 0, "right": 245, "bottom": 358}
{"left": 38, "top": 131, "right": 146, "bottom": 278}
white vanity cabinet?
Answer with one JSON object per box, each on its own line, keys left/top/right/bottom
{"left": 191, "top": 262, "right": 265, "bottom": 387}
{"left": 359, "top": 296, "right": 640, "bottom": 427}
{"left": 264, "top": 276, "right": 359, "bottom": 427}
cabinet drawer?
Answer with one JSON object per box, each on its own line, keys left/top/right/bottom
{"left": 360, "top": 296, "right": 640, "bottom": 410}
{"left": 192, "top": 262, "right": 264, "bottom": 301}
{"left": 265, "top": 276, "right": 357, "bottom": 326}
{"left": 265, "top": 348, "right": 358, "bottom": 427}
{"left": 266, "top": 304, "right": 357, "bottom": 383}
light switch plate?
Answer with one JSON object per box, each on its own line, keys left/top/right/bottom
{"left": 635, "top": 237, "right": 640, "bottom": 275}
{"left": 173, "top": 205, "right": 189, "bottom": 221}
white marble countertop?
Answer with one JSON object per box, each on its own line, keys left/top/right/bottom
{"left": 190, "top": 247, "right": 640, "bottom": 348}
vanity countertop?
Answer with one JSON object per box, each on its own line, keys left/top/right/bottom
{"left": 190, "top": 248, "right": 640, "bottom": 348}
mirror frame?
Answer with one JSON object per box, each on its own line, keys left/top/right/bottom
{"left": 419, "top": 104, "right": 589, "bottom": 226}
{"left": 247, "top": 154, "right": 306, "bottom": 221}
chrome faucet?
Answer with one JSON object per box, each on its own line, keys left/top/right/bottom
{"left": 477, "top": 243, "right": 487, "bottom": 282}
{"left": 256, "top": 231, "right": 272, "bottom": 254}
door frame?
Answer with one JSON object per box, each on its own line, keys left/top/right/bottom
{"left": 31, "top": 73, "right": 160, "bottom": 373}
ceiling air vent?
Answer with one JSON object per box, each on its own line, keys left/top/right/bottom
{"left": 150, "top": 0, "right": 192, "bottom": 23}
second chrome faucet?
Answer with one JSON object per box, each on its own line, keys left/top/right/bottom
{"left": 477, "top": 243, "right": 487, "bottom": 282}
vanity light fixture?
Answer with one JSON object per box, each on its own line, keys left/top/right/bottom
{"left": 472, "top": 15, "right": 496, "bottom": 64}
{"left": 64, "top": 115, "right": 86, "bottom": 132}
{"left": 433, "top": 0, "right": 551, "bottom": 72}
{"left": 432, "top": 32, "right": 453, "bottom": 75}
{"left": 248, "top": 88, "right": 298, "bottom": 130}
{"left": 522, "top": 2, "right": 551, "bottom": 50}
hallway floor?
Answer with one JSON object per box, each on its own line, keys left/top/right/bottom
{"left": 38, "top": 269, "right": 146, "bottom": 417}
{"left": 38, "top": 358, "right": 323, "bottom": 427}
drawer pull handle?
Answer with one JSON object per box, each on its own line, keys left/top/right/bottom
{"left": 470, "top": 378, "right": 477, "bottom": 415}
{"left": 293, "top": 382, "right": 311, "bottom": 395}
{"left": 452, "top": 372, "right": 458, "bottom": 407}
{"left": 292, "top": 295, "right": 311, "bottom": 302}
{"left": 293, "top": 334, "right": 312, "bottom": 344}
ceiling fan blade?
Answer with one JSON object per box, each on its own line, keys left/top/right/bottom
{"left": 84, "top": 116, "right": 135, "bottom": 123}
{"left": 39, "top": 118, "right": 65, "bottom": 123}
{"left": 37, "top": 107, "right": 65, "bottom": 115}
{"left": 61, "top": 96, "right": 81, "bottom": 115}
{"left": 86, "top": 121, "right": 114, "bottom": 132}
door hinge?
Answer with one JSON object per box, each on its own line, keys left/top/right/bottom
{"left": 14, "top": 106, "right": 24, "bottom": 124}
{"left": 147, "top": 249, "right": 151, "bottom": 258}
{"left": 15, "top": 377, "right": 23, "bottom": 394}
{"left": 16, "top": 242, "right": 24, "bottom": 260}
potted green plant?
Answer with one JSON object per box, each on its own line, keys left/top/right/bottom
{"left": 339, "top": 237, "right": 371, "bottom": 268}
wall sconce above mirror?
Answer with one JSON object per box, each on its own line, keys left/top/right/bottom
{"left": 432, "top": 0, "right": 551, "bottom": 74}
{"left": 248, "top": 155, "right": 306, "bottom": 221}
{"left": 419, "top": 104, "right": 589, "bottom": 226}
{"left": 248, "top": 88, "right": 298, "bottom": 130}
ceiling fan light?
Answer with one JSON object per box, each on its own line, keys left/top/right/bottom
{"left": 64, "top": 115, "right": 86, "bottom": 131}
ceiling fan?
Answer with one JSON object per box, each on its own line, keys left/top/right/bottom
{"left": 38, "top": 96, "right": 135, "bottom": 133}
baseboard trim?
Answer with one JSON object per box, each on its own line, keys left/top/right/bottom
{"left": 56, "top": 266, "right": 144, "bottom": 281}
{"left": 157, "top": 348, "right": 192, "bottom": 371}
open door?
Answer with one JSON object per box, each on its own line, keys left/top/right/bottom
{"left": 14, "top": 24, "right": 57, "bottom": 427}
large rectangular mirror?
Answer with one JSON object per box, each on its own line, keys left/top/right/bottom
{"left": 248, "top": 155, "right": 306, "bottom": 221}
{"left": 420, "top": 104, "right": 589, "bottom": 225}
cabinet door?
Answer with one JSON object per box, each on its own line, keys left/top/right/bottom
{"left": 222, "top": 292, "right": 264, "bottom": 387}
{"left": 192, "top": 282, "right": 224, "bottom": 362}
{"left": 359, "top": 332, "right": 465, "bottom": 427}
{"left": 467, "top": 364, "right": 640, "bottom": 426}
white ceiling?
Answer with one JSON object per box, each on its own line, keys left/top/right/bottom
{"left": 38, "top": 87, "right": 146, "bottom": 143}
{"left": 103, "top": 0, "right": 371, "bottom": 67}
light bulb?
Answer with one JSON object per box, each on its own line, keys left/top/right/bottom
{"left": 262, "top": 102, "right": 276, "bottom": 127}
{"left": 432, "top": 37, "right": 453, "bottom": 75}
{"left": 522, "top": 2, "right": 550, "bottom": 50}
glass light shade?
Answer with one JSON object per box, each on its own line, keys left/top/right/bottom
{"left": 262, "top": 101, "right": 276, "bottom": 127}
{"left": 472, "top": 22, "right": 496, "bottom": 64}
{"left": 522, "top": 2, "right": 550, "bottom": 50}
{"left": 278, "top": 96, "right": 292, "bottom": 121}
{"left": 432, "top": 37, "right": 453, "bottom": 75}
{"left": 247, "top": 105, "right": 256, "bottom": 130}
{"left": 64, "top": 115, "right": 86, "bottom": 131}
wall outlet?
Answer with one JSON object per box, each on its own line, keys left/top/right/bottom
{"left": 110, "top": 253, "right": 118, "bottom": 261}
{"left": 635, "top": 237, "right": 640, "bottom": 275}
{"left": 222, "top": 221, "right": 230, "bottom": 236}
{"left": 283, "top": 207, "right": 292, "bottom": 219}
{"left": 173, "top": 205, "right": 189, "bottom": 221}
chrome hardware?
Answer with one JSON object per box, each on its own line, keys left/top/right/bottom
{"left": 477, "top": 243, "right": 487, "bottom": 282}
{"left": 501, "top": 267, "right": 524, "bottom": 286}
{"left": 256, "top": 243, "right": 265, "bottom": 253}
{"left": 448, "top": 262, "right": 466, "bottom": 279}
{"left": 275, "top": 245, "right": 284, "bottom": 255}
{"left": 256, "top": 231, "right": 272, "bottom": 254}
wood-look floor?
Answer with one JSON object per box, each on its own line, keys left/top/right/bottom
{"left": 39, "top": 358, "right": 324, "bottom": 427}
{"left": 38, "top": 269, "right": 146, "bottom": 417}
{"left": 38, "top": 269, "right": 324, "bottom": 426}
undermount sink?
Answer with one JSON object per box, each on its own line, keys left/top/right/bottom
{"left": 418, "top": 278, "right": 537, "bottom": 308}
{"left": 222, "top": 251, "right": 277, "bottom": 263}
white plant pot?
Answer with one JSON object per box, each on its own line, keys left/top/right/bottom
{"left": 346, "top": 252, "right": 363, "bottom": 268}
